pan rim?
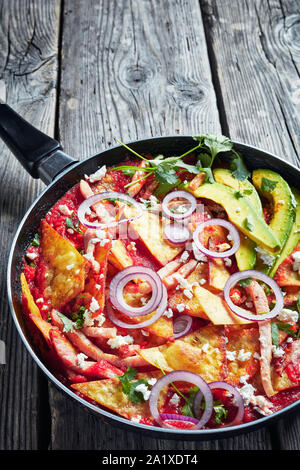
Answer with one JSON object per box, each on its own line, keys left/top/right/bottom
{"left": 7, "top": 135, "right": 300, "bottom": 438}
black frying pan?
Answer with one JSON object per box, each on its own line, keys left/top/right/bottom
{"left": 2, "top": 102, "right": 300, "bottom": 440}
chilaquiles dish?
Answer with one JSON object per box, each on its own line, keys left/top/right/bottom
{"left": 21, "top": 135, "right": 300, "bottom": 430}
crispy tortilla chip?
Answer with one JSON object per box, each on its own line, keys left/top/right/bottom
{"left": 139, "top": 325, "right": 227, "bottom": 383}
{"left": 208, "top": 258, "right": 230, "bottom": 291}
{"left": 126, "top": 209, "right": 183, "bottom": 265}
{"left": 21, "top": 273, "right": 42, "bottom": 319}
{"left": 108, "top": 239, "right": 133, "bottom": 270}
{"left": 225, "top": 326, "right": 260, "bottom": 385}
{"left": 29, "top": 314, "right": 53, "bottom": 342}
{"left": 71, "top": 371, "right": 164, "bottom": 421}
{"left": 40, "top": 221, "right": 88, "bottom": 309}
{"left": 271, "top": 367, "right": 296, "bottom": 392}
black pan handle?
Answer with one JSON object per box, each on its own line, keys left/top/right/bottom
{"left": 0, "top": 102, "right": 78, "bottom": 184}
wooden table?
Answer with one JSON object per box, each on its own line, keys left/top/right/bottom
{"left": 0, "top": 0, "right": 299, "bottom": 451}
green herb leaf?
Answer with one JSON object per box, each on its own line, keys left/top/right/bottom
{"left": 276, "top": 321, "right": 297, "bottom": 337}
{"left": 214, "top": 404, "right": 228, "bottom": 425}
{"left": 57, "top": 312, "right": 74, "bottom": 333}
{"left": 65, "top": 214, "right": 83, "bottom": 234}
{"left": 238, "top": 278, "right": 252, "bottom": 287}
{"left": 203, "top": 134, "right": 233, "bottom": 160}
{"left": 271, "top": 323, "right": 279, "bottom": 347}
{"left": 230, "top": 152, "right": 251, "bottom": 181}
{"left": 119, "top": 367, "right": 150, "bottom": 404}
{"left": 234, "top": 191, "right": 244, "bottom": 199}
{"left": 181, "top": 386, "right": 199, "bottom": 417}
{"left": 70, "top": 306, "right": 86, "bottom": 329}
{"left": 32, "top": 232, "right": 40, "bottom": 247}
{"left": 243, "top": 189, "right": 253, "bottom": 195}
{"left": 261, "top": 178, "right": 278, "bottom": 193}
{"left": 244, "top": 216, "right": 255, "bottom": 232}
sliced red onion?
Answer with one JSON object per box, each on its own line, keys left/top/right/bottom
{"left": 173, "top": 315, "right": 193, "bottom": 339}
{"left": 162, "top": 191, "right": 197, "bottom": 220}
{"left": 77, "top": 191, "right": 143, "bottom": 229}
{"left": 193, "top": 381, "right": 244, "bottom": 427}
{"left": 193, "top": 218, "right": 240, "bottom": 258}
{"left": 149, "top": 371, "right": 213, "bottom": 430}
{"left": 109, "top": 266, "right": 164, "bottom": 317}
{"left": 164, "top": 223, "right": 190, "bottom": 245}
{"left": 224, "top": 270, "right": 284, "bottom": 321}
{"left": 159, "top": 414, "right": 199, "bottom": 426}
{"left": 106, "top": 286, "right": 167, "bottom": 329}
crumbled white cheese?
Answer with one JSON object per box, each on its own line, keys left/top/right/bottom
{"left": 226, "top": 350, "right": 237, "bottom": 361}
{"left": 131, "top": 416, "right": 141, "bottom": 423}
{"left": 139, "top": 195, "right": 160, "bottom": 211}
{"left": 26, "top": 252, "right": 38, "bottom": 260}
{"left": 201, "top": 343, "right": 210, "bottom": 353}
{"left": 255, "top": 246, "right": 275, "bottom": 267}
{"left": 272, "top": 345, "right": 285, "bottom": 358}
{"left": 67, "top": 228, "right": 74, "bottom": 234}
{"left": 58, "top": 204, "right": 73, "bottom": 217}
{"left": 66, "top": 263, "right": 74, "bottom": 270}
{"left": 238, "top": 382, "right": 256, "bottom": 406}
{"left": 238, "top": 376, "right": 273, "bottom": 415}
{"left": 83, "top": 310, "right": 94, "bottom": 327}
{"left": 148, "top": 378, "right": 157, "bottom": 386}
{"left": 287, "top": 337, "right": 293, "bottom": 343}
{"left": 183, "top": 289, "right": 193, "bottom": 299}
{"left": 77, "top": 353, "right": 88, "bottom": 368}
{"left": 292, "top": 251, "right": 300, "bottom": 274}
{"left": 235, "top": 207, "right": 241, "bottom": 213}
{"left": 164, "top": 308, "right": 174, "bottom": 318}
{"left": 141, "top": 329, "right": 150, "bottom": 336}
{"left": 180, "top": 250, "right": 189, "bottom": 263}
{"left": 89, "top": 297, "right": 100, "bottom": 313}
{"left": 176, "top": 304, "right": 185, "bottom": 313}
{"left": 95, "top": 284, "right": 101, "bottom": 290}
{"left": 169, "top": 393, "right": 181, "bottom": 406}
{"left": 83, "top": 252, "right": 94, "bottom": 262}
{"left": 192, "top": 242, "right": 207, "bottom": 262}
{"left": 277, "top": 308, "right": 299, "bottom": 323}
{"left": 199, "top": 278, "right": 206, "bottom": 285}
{"left": 135, "top": 383, "right": 151, "bottom": 401}
{"left": 140, "top": 297, "right": 148, "bottom": 306}
{"left": 96, "top": 313, "right": 106, "bottom": 327}
{"left": 253, "top": 352, "right": 260, "bottom": 360}
{"left": 107, "top": 335, "right": 134, "bottom": 349}
{"left": 237, "top": 349, "right": 252, "bottom": 362}
{"left": 224, "top": 257, "right": 232, "bottom": 267}
{"left": 86, "top": 165, "right": 107, "bottom": 183}
{"left": 245, "top": 301, "right": 253, "bottom": 308}
{"left": 36, "top": 298, "right": 44, "bottom": 303}
{"left": 227, "top": 234, "right": 233, "bottom": 241}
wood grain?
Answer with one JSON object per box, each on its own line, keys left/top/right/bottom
{"left": 0, "top": 0, "right": 60, "bottom": 450}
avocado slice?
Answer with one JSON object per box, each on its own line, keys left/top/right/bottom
{"left": 270, "top": 187, "right": 300, "bottom": 278}
{"left": 252, "top": 169, "right": 295, "bottom": 249}
{"left": 184, "top": 182, "right": 280, "bottom": 252}
{"left": 214, "top": 168, "right": 263, "bottom": 214}
{"left": 213, "top": 168, "right": 259, "bottom": 270}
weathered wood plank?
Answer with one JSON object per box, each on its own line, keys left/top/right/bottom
{"left": 0, "top": 0, "right": 61, "bottom": 450}
{"left": 48, "top": 0, "right": 273, "bottom": 450}
{"left": 200, "top": 0, "right": 300, "bottom": 450}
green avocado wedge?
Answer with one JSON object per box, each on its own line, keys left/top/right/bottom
{"left": 213, "top": 168, "right": 263, "bottom": 214}
{"left": 184, "top": 182, "right": 280, "bottom": 252}
{"left": 213, "top": 168, "right": 261, "bottom": 270}
{"left": 269, "top": 187, "right": 300, "bottom": 278}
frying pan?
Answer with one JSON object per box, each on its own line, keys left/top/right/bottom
{"left": 2, "top": 102, "right": 300, "bottom": 440}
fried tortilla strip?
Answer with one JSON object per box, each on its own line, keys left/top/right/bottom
{"left": 271, "top": 367, "right": 296, "bottom": 392}
{"left": 139, "top": 325, "right": 227, "bottom": 383}
{"left": 21, "top": 273, "right": 42, "bottom": 319}
{"left": 40, "top": 220, "right": 88, "bottom": 309}
{"left": 225, "top": 325, "right": 260, "bottom": 385}
{"left": 72, "top": 371, "right": 164, "bottom": 422}
{"left": 108, "top": 239, "right": 133, "bottom": 270}
{"left": 125, "top": 207, "right": 183, "bottom": 265}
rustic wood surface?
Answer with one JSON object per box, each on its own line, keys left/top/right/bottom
{"left": 0, "top": 0, "right": 299, "bottom": 450}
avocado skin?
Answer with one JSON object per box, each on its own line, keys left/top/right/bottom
{"left": 252, "top": 169, "right": 295, "bottom": 249}
{"left": 270, "top": 187, "right": 300, "bottom": 278}
{"left": 213, "top": 168, "right": 258, "bottom": 270}
{"left": 214, "top": 168, "right": 263, "bottom": 214}
{"left": 185, "top": 182, "right": 280, "bottom": 252}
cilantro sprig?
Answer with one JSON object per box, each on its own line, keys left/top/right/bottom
{"left": 119, "top": 367, "right": 151, "bottom": 404}
{"left": 32, "top": 232, "right": 40, "bottom": 247}
{"left": 65, "top": 213, "right": 83, "bottom": 234}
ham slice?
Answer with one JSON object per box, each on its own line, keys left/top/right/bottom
{"left": 246, "top": 280, "right": 276, "bottom": 397}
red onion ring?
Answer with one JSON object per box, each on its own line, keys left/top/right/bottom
{"left": 223, "top": 270, "right": 284, "bottom": 321}
{"left": 149, "top": 371, "right": 213, "bottom": 429}
{"left": 193, "top": 218, "right": 240, "bottom": 258}
{"left": 164, "top": 223, "right": 190, "bottom": 245}
{"left": 162, "top": 191, "right": 197, "bottom": 220}
{"left": 77, "top": 191, "right": 143, "bottom": 229}
{"left": 106, "top": 286, "right": 168, "bottom": 329}
{"left": 109, "top": 266, "right": 164, "bottom": 317}
{"left": 173, "top": 315, "right": 192, "bottom": 339}
{"left": 193, "top": 381, "right": 244, "bottom": 427}
{"left": 159, "top": 414, "right": 199, "bottom": 427}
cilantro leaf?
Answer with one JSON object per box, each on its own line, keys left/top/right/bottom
{"left": 297, "top": 292, "right": 300, "bottom": 314}
{"left": 272, "top": 322, "right": 279, "bottom": 347}
{"left": 65, "top": 214, "right": 83, "bottom": 234}
{"left": 181, "top": 386, "right": 199, "bottom": 417}
{"left": 154, "top": 163, "right": 179, "bottom": 185}
{"left": 202, "top": 134, "right": 233, "bottom": 159}
{"left": 244, "top": 216, "right": 255, "bottom": 232}
{"left": 198, "top": 152, "right": 212, "bottom": 168}
{"left": 57, "top": 312, "right": 74, "bottom": 333}
{"left": 261, "top": 178, "right": 278, "bottom": 193}
{"left": 230, "top": 152, "right": 251, "bottom": 181}
{"left": 238, "top": 277, "right": 252, "bottom": 287}
{"left": 234, "top": 191, "right": 244, "bottom": 199}
{"left": 70, "top": 306, "right": 86, "bottom": 329}
{"left": 32, "top": 232, "right": 40, "bottom": 247}
{"left": 276, "top": 321, "right": 297, "bottom": 337}
{"left": 119, "top": 367, "right": 150, "bottom": 404}
{"left": 214, "top": 404, "right": 228, "bottom": 425}
{"left": 243, "top": 188, "right": 253, "bottom": 195}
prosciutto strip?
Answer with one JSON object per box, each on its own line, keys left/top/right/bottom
{"left": 246, "top": 280, "right": 276, "bottom": 397}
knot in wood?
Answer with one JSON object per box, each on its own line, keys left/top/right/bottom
{"left": 120, "top": 64, "right": 153, "bottom": 89}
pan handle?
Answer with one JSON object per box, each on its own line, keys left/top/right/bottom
{"left": 0, "top": 102, "right": 78, "bottom": 184}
